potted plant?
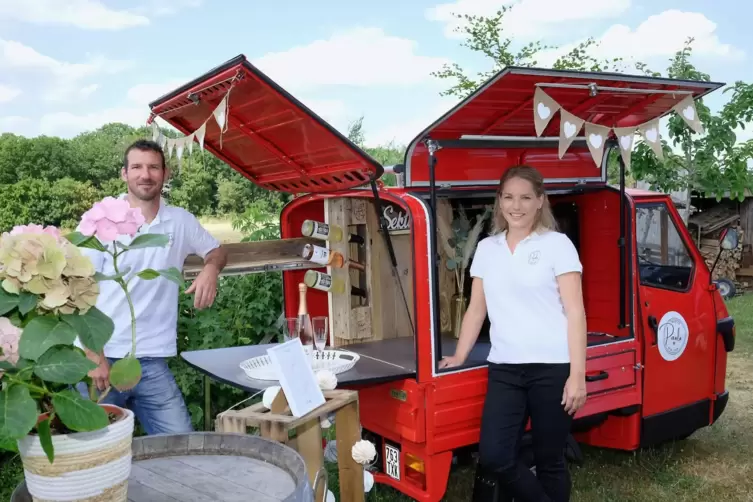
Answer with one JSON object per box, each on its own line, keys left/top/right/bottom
{"left": 0, "top": 197, "right": 183, "bottom": 501}
{"left": 437, "top": 204, "right": 491, "bottom": 338}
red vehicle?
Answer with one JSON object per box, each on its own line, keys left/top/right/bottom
{"left": 150, "top": 56, "right": 737, "bottom": 502}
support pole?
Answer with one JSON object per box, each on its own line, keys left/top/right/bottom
{"left": 426, "top": 139, "right": 443, "bottom": 363}
{"left": 618, "top": 150, "right": 627, "bottom": 329}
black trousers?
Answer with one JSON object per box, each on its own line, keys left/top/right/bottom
{"left": 476, "top": 362, "right": 573, "bottom": 502}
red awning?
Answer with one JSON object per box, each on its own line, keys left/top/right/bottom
{"left": 148, "top": 55, "right": 383, "bottom": 194}
{"left": 405, "top": 67, "right": 724, "bottom": 187}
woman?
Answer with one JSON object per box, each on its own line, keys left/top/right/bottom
{"left": 440, "top": 165, "right": 587, "bottom": 502}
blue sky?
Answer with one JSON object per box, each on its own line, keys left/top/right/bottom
{"left": 0, "top": 0, "right": 750, "bottom": 147}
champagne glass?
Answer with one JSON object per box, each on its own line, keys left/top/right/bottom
{"left": 312, "top": 316, "right": 328, "bottom": 352}
{"left": 281, "top": 317, "right": 300, "bottom": 343}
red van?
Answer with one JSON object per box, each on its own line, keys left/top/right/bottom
{"left": 152, "top": 56, "right": 737, "bottom": 502}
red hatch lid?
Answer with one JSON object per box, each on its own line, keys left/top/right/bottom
{"left": 405, "top": 67, "right": 723, "bottom": 188}
{"left": 147, "top": 55, "right": 383, "bottom": 193}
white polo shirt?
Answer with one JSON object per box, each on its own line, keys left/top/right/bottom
{"left": 470, "top": 229, "right": 582, "bottom": 364}
{"left": 77, "top": 196, "right": 220, "bottom": 359}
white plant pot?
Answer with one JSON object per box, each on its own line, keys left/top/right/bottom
{"left": 16, "top": 404, "right": 134, "bottom": 502}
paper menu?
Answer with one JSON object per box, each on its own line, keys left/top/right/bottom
{"left": 266, "top": 338, "right": 326, "bottom": 417}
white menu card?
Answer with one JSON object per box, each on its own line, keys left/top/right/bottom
{"left": 266, "top": 338, "right": 326, "bottom": 417}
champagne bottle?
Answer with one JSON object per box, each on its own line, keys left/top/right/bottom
{"left": 304, "top": 270, "right": 367, "bottom": 298}
{"left": 297, "top": 283, "right": 313, "bottom": 346}
{"left": 301, "top": 219, "right": 364, "bottom": 245}
{"left": 302, "top": 243, "right": 366, "bottom": 271}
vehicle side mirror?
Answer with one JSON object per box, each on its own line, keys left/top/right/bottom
{"left": 720, "top": 228, "right": 739, "bottom": 251}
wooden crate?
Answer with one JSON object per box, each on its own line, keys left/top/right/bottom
{"left": 215, "top": 389, "right": 365, "bottom": 502}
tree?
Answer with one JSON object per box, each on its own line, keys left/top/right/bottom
{"left": 431, "top": 8, "right": 629, "bottom": 99}
{"left": 630, "top": 39, "right": 753, "bottom": 222}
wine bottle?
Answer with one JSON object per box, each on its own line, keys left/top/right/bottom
{"left": 302, "top": 243, "right": 366, "bottom": 271}
{"left": 304, "top": 270, "right": 367, "bottom": 298}
{"left": 297, "top": 283, "right": 314, "bottom": 346}
{"left": 301, "top": 219, "right": 364, "bottom": 245}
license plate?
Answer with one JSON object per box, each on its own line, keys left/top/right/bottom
{"left": 385, "top": 443, "right": 400, "bottom": 481}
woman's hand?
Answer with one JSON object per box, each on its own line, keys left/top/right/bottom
{"left": 438, "top": 354, "right": 465, "bottom": 369}
{"left": 562, "top": 374, "right": 587, "bottom": 415}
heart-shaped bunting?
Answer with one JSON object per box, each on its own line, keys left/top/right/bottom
{"left": 584, "top": 122, "right": 610, "bottom": 168}
{"left": 558, "top": 109, "right": 584, "bottom": 159}
{"left": 613, "top": 126, "right": 637, "bottom": 170}
{"left": 533, "top": 87, "right": 561, "bottom": 136}
{"left": 672, "top": 94, "right": 704, "bottom": 134}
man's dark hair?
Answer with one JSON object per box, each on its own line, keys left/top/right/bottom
{"left": 123, "top": 139, "right": 166, "bottom": 171}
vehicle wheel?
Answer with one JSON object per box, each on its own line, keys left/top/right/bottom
{"left": 714, "top": 278, "right": 736, "bottom": 299}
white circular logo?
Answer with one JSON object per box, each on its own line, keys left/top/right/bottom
{"left": 528, "top": 250, "right": 540, "bottom": 265}
{"left": 657, "top": 311, "right": 689, "bottom": 361}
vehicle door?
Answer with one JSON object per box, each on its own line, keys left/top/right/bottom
{"left": 636, "top": 200, "right": 717, "bottom": 418}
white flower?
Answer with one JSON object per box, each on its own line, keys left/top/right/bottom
{"left": 316, "top": 369, "right": 338, "bottom": 390}
{"left": 262, "top": 386, "right": 281, "bottom": 409}
{"left": 351, "top": 439, "right": 377, "bottom": 465}
{"left": 364, "top": 470, "right": 374, "bottom": 492}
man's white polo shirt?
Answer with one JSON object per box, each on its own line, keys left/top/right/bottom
{"left": 78, "top": 196, "right": 220, "bottom": 359}
{"left": 469, "top": 229, "right": 582, "bottom": 365}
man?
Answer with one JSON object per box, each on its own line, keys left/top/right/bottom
{"left": 78, "top": 139, "right": 227, "bottom": 435}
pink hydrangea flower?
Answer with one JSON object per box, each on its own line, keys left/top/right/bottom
{"left": 79, "top": 197, "right": 146, "bottom": 242}
{"left": 0, "top": 317, "right": 20, "bottom": 366}
{"left": 8, "top": 224, "right": 62, "bottom": 240}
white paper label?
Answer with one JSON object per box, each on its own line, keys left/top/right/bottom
{"left": 309, "top": 245, "right": 330, "bottom": 265}
{"left": 311, "top": 222, "right": 330, "bottom": 240}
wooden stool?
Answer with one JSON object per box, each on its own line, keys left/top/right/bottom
{"left": 216, "top": 389, "right": 365, "bottom": 502}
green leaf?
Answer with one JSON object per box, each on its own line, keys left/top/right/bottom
{"left": 18, "top": 317, "right": 78, "bottom": 361}
{"left": 37, "top": 417, "right": 54, "bottom": 464}
{"left": 138, "top": 267, "right": 185, "bottom": 288}
{"left": 61, "top": 307, "right": 114, "bottom": 354}
{"left": 122, "top": 234, "right": 169, "bottom": 250}
{"left": 64, "top": 232, "right": 107, "bottom": 252}
{"left": 34, "top": 346, "right": 97, "bottom": 384}
{"left": 0, "top": 385, "right": 38, "bottom": 440}
{"left": 52, "top": 390, "right": 108, "bottom": 432}
{"left": 18, "top": 292, "right": 37, "bottom": 316}
{"left": 94, "top": 267, "right": 131, "bottom": 282}
{"left": 0, "top": 288, "right": 19, "bottom": 316}
{"left": 0, "top": 361, "right": 15, "bottom": 371}
{"left": 109, "top": 357, "right": 142, "bottom": 391}
{"left": 0, "top": 434, "right": 18, "bottom": 453}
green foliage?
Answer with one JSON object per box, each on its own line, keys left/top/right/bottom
{"left": 431, "top": 8, "right": 632, "bottom": 99}
{"left": 630, "top": 39, "right": 753, "bottom": 215}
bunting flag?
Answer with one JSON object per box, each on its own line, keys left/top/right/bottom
{"left": 148, "top": 85, "right": 233, "bottom": 162}
{"left": 532, "top": 85, "right": 703, "bottom": 168}
{"left": 584, "top": 122, "right": 610, "bottom": 168}
{"left": 613, "top": 126, "right": 637, "bottom": 170}
{"left": 672, "top": 95, "right": 704, "bottom": 134}
{"left": 558, "top": 109, "right": 584, "bottom": 159}
{"left": 534, "top": 86, "right": 561, "bottom": 136}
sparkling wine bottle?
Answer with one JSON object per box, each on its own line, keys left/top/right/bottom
{"left": 297, "top": 283, "right": 314, "bottom": 346}
{"left": 304, "top": 270, "right": 367, "bottom": 298}
{"left": 302, "top": 243, "right": 365, "bottom": 271}
{"left": 301, "top": 219, "right": 364, "bottom": 245}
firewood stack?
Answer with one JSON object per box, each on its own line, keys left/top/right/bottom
{"left": 699, "top": 224, "right": 744, "bottom": 281}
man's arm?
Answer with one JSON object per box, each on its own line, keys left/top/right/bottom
{"left": 184, "top": 214, "right": 227, "bottom": 309}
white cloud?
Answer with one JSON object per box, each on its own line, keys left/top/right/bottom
{"left": 0, "top": 0, "right": 149, "bottom": 30}
{"left": 426, "top": 0, "right": 630, "bottom": 39}
{"left": 0, "top": 116, "right": 31, "bottom": 134}
{"left": 253, "top": 27, "right": 450, "bottom": 90}
{"left": 365, "top": 96, "right": 460, "bottom": 148}
{"left": 0, "top": 84, "right": 21, "bottom": 103}
{"left": 0, "top": 39, "right": 132, "bottom": 102}
{"left": 537, "top": 10, "right": 744, "bottom": 67}
{"left": 38, "top": 106, "right": 149, "bottom": 137}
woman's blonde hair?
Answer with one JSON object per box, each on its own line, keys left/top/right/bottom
{"left": 490, "top": 165, "right": 557, "bottom": 235}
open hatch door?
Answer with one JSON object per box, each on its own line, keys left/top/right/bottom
{"left": 405, "top": 67, "right": 723, "bottom": 188}
{"left": 148, "top": 55, "right": 383, "bottom": 193}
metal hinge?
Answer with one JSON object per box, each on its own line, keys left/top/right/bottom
{"left": 634, "top": 363, "right": 644, "bottom": 371}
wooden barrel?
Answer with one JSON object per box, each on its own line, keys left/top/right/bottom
{"left": 12, "top": 432, "right": 314, "bottom": 502}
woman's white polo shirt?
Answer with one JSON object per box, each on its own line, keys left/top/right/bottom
{"left": 469, "top": 229, "right": 582, "bottom": 365}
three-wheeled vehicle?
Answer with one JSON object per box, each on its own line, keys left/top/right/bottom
{"left": 149, "top": 55, "right": 737, "bottom": 502}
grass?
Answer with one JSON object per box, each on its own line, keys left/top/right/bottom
{"left": 2, "top": 295, "right": 752, "bottom": 501}
{"left": 199, "top": 216, "right": 244, "bottom": 244}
